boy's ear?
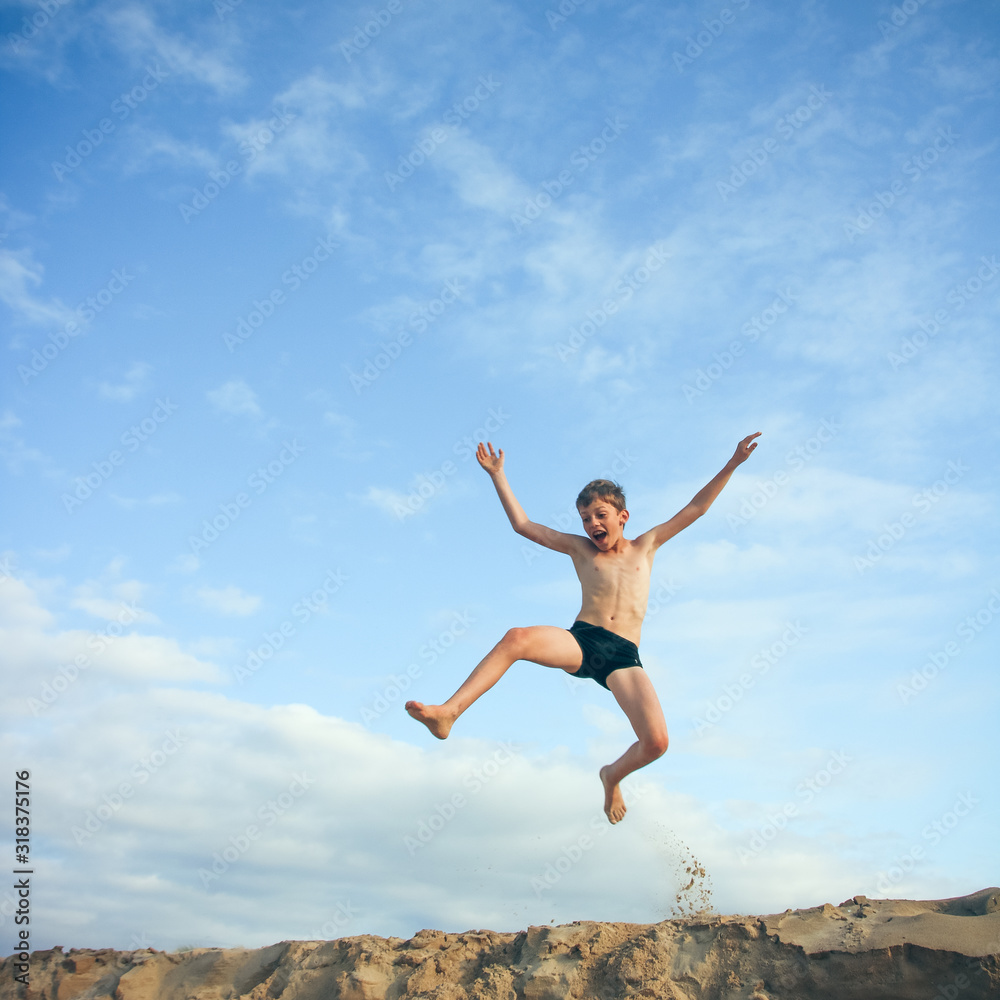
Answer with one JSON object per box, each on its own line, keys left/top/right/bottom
{"left": 620, "top": 508, "right": 629, "bottom": 525}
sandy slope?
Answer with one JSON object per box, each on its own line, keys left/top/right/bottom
{"left": 3, "top": 888, "right": 998, "bottom": 999}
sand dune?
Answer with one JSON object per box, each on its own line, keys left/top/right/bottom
{"left": 3, "top": 888, "right": 998, "bottom": 999}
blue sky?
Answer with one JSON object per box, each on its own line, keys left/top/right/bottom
{"left": 1, "top": 0, "right": 998, "bottom": 952}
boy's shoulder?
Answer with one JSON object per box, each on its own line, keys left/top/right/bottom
{"left": 625, "top": 529, "right": 658, "bottom": 554}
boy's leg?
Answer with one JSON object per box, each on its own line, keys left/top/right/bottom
{"left": 600, "top": 668, "right": 669, "bottom": 823}
{"left": 406, "top": 625, "right": 583, "bottom": 739}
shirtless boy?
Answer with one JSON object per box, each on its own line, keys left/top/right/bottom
{"left": 406, "top": 433, "right": 760, "bottom": 823}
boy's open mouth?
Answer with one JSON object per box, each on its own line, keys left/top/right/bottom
{"left": 593, "top": 529, "right": 607, "bottom": 541}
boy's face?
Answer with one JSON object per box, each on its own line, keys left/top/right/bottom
{"left": 577, "top": 498, "right": 628, "bottom": 549}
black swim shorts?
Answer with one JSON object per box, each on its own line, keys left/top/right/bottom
{"left": 567, "top": 620, "right": 643, "bottom": 690}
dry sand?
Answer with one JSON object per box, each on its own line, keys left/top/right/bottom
{"left": 3, "top": 887, "right": 998, "bottom": 999}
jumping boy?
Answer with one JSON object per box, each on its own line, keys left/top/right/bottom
{"left": 406, "top": 433, "right": 760, "bottom": 823}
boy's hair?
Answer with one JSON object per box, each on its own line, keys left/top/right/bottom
{"left": 576, "top": 479, "right": 626, "bottom": 513}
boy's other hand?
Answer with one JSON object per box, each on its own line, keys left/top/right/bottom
{"left": 476, "top": 441, "right": 504, "bottom": 475}
{"left": 731, "top": 432, "right": 761, "bottom": 467}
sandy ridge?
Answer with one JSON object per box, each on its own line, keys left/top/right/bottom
{"left": 2, "top": 888, "right": 997, "bottom": 999}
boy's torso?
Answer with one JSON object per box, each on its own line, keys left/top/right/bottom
{"left": 569, "top": 535, "right": 655, "bottom": 646}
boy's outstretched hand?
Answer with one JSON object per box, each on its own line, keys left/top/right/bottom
{"left": 730, "top": 432, "right": 761, "bottom": 467}
{"left": 476, "top": 441, "right": 504, "bottom": 476}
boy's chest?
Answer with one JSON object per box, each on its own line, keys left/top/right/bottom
{"left": 578, "top": 548, "right": 651, "bottom": 587}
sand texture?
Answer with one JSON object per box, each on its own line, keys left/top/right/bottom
{"left": 3, "top": 888, "right": 998, "bottom": 1000}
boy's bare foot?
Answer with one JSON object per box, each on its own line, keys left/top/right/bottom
{"left": 600, "top": 766, "right": 626, "bottom": 824}
{"left": 405, "top": 701, "right": 455, "bottom": 740}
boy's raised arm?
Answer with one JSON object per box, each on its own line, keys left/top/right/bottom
{"left": 642, "top": 432, "right": 761, "bottom": 549}
{"left": 477, "top": 442, "right": 581, "bottom": 554}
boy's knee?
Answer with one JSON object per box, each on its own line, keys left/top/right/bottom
{"left": 501, "top": 627, "right": 528, "bottom": 657}
{"left": 645, "top": 731, "right": 669, "bottom": 759}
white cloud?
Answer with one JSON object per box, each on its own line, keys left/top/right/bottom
{"left": 5, "top": 551, "right": 994, "bottom": 954}
{"left": 32, "top": 544, "right": 72, "bottom": 562}
{"left": 118, "top": 126, "right": 219, "bottom": 176}
{"left": 170, "top": 554, "right": 200, "bottom": 574}
{"left": 323, "top": 409, "right": 355, "bottom": 433}
{"left": 98, "top": 361, "right": 151, "bottom": 401}
{"left": 581, "top": 703, "right": 630, "bottom": 737}
{"left": 362, "top": 472, "right": 469, "bottom": 520}
{"left": 363, "top": 485, "right": 411, "bottom": 519}
{"left": 0, "top": 410, "right": 57, "bottom": 477}
{"left": 69, "top": 594, "right": 142, "bottom": 621}
{"left": 0, "top": 248, "right": 77, "bottom": 334}
{"left": 0, "top": 574, "right": 54, "bottom": 629}
{"left": 70, "top": 576, "right": 159, "bottom": 625}
{"left": 207, "top": 379, "right": 261, "bottom": 417}
{"left": 434, "top": 132, "right": 528, "bottom": 213}
{"left": 226, "top": 72, "right": 369, "bottom": 183}
{"left": 13, "top": 676, "right": 914, "bottom": 953}
{"left": 103, "top": 5, "right": 247, "bottom": 95}
{"left": 0, "top": 575, "right": 223, "bottom": 704}
{"left": 196, "top": 585, "right": 261, "bottom": 617}
{"left": 110, "top": 492, "right": 183, "bottom": 509}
